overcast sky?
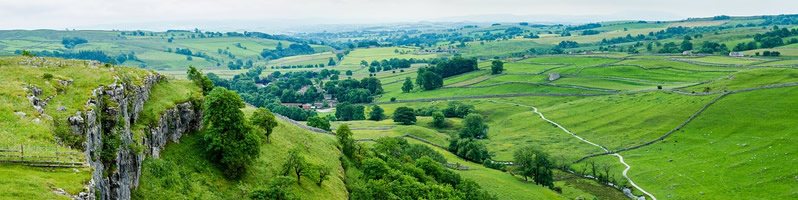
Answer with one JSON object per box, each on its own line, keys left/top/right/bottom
{"left": 0, "top": 0, "right": 795, "bottom": 31}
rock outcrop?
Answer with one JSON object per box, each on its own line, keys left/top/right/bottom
{"left": 67, "top": 74, "right": 202, "bottom": 200}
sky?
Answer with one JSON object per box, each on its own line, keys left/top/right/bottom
{"left": 0, "top": 0, "right": 795, "bottom": 31}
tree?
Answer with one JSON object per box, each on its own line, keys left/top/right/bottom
{"left": 187, "top": 66, "right": 215, "bottom": 95}
{"left": 346, "top": 70, "right": 353, "bottom": 76}
{"left": 307, "top": 116, "right": 331, "bottom": 131}
{"left": 314, "top": 165, "right": 331, "bottom": 186}
{"left": 392, "top": 107, "right": 416, "bottom": 125}
{"left": 369, "top": 105, "right": 385, "bottom": 121}
{"left": 328, "top": 57, "right": 336, "bottom": 66}
{"left": 681, "top": 39, "right": 693, "bottom": 51}
{"left": 459, "top": 114, "right": 488, "bottom": 139}
{"left": 490, "top": 60, "right": 504, "bottom": 74}
{"left": 250, "top": 108, "right": 279, "bottom": 143}
{"left": 203, "top": 87, "right": 261, "bottom": 179}
{"left": 432, "top": 111, "right": 446, "bottom": 128}
{"left": 512, "top": 146, "right": 554, "bottom": 188}
{"left": 401, "top": 77, "right": 414, "bottom": 93}
{"left": 281, "top": 147, "right": 309, "bottom": 184}
{"left": 336, "top": 124, "right": 355, "bottom": 158}
{"left": 448, "top": 138, "right": 490, "bottom": 163}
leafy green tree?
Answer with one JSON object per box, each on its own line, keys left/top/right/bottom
{"left": 432, "top": 111, "right": 446, "bottom": 128}
{"left": 314, "top": 165, "right": 331, "bottom": 186}
{"left": 681, "top": 39, "right": 693, "bottom": 51}
{"left": 249, "top": 176, "right": 297, "bottom": 200}
{"left": 448, "top": 138, "right": 490, "bottom": 163}
{"left": 401, "top": 77, "right": 413, "bottom": 93}
{"left": 459, "top": 114, "right": 489, "bottom": 139}
{"left": 360, "top": 60, "right": 368, "bottom": 66}
{"left": 336, "top": 124, "right": 355, "bottom": 158}
{"left": 392, "top": 107, "right": 416, "bottom": 125}
{"left": 250, "top": 108, "right": 279, "bottom": 143}
{"left": 281, "top": 147, "right": 309, "bottom": 184}
{"left": 490, "top": 60, "right": 504, "bottom": 74}
{"left": 369, "top": 105, "right": 385, "bottom": 121}
{"left": 346, "top": 70, "right": 353, "bottom": 76}
{"left": 513, "top": 146, "right": 554, "bottom": 188}
{"left": 187, "top": 66, "right": 215, "bottom": 95}
{"left": 203, "top": 87, "right": 261, "bottom": 179}
{"left": 307, "top": 116, "right": 331, "bottom": 131}
{"left": 328, "top": 57, "right": 336, "bottom": 66}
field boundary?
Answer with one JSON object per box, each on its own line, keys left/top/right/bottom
{"left": 0, "top": 145, "right": 87, "bottom": 168}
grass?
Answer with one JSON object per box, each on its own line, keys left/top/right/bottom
{"left": 0, "top": 164, "right": 91, "bottom": 200}
{"left": 133, "top": 117, "right": 347, "bottom": 200}
{"left": 520, "top": 56, "right": 620, "bottom": 66}
{"left": 610, "top": 86, "right": 798, "bottom": 199}
{"left": 135, "top": 79, "right": 201, "bottom": 129}
{"left": 552, "top": 77, "right": 694, "bottom": 91}
{"left": 0, "top": 56, "right": 151, "bottom": 147}
{"left": 578, "top": 65, "right": 732, "bottom": 83}
{"left": 682, "top": 68, "right": 798, "bottom": 93}
{"left": 377, "top": 83, "right": 604, "bottom": 102}
{"left": 503, "top": 62, "right": 565, "bottom": 74}
{"left": 457, "top": 39, "right": 552, "bottom": 58}
{"left": 617, "top": 59, "right": 748, "bottom": 71}
{"left": 685, "top": 56, "right": 768, "bottom": 65}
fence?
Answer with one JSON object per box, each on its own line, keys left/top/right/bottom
{"left": 0, "top": 145, "right": 87, "bottom": 168}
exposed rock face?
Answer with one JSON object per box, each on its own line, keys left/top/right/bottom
{"left": 68, "top": 74, "right": 202, "bottom": 200}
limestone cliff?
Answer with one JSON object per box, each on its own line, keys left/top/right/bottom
{"left": 67, "top": 75, "right": 202, "bottom": 200}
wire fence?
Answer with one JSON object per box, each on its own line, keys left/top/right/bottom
{"left": 0, "top": 145, "right": 87, "bottom": 168}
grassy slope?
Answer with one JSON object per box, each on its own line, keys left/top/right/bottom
{"left": 616, "top": 86, "right": 798, "bottom": 199}
{"left": 683, "top": 68, "right": 798, "bottom": 92}
{"left": 133, "top": 115, "right": 347, "bottom": 200}
{"left": 0, "top": 164, "right": 91, "bottom": 200}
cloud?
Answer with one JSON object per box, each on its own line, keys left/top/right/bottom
{"left": 0, "top": 0, "right": 794, "bottom": 30}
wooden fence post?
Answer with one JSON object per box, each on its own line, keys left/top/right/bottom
{"left": 20, "top": 145, "right": 24, "bottom": 161}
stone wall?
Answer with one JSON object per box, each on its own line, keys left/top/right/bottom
{"left": 67, "top": 74, "right": 202, "bottom": 200}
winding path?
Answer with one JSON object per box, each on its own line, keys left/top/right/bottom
{"left": 487, "top": 100, "right": 656, "bottom": 200}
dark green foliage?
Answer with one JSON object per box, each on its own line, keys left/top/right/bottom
{"left": 459, "top": 113, "right": 488, "bottom": 139}
{"left": 401, "top": 77, "right": 413, "bottom": 93}
{"left": 336, "top": 124, "right": 356, "bottom": 158}
{"left": 442, "top": 101, "right": 475, "bottom": 118}
{"left": 202, "top": 87, "right": 261, "bottom": 179}
{"left": 281, "top": 147, "right": 309, "bottom": 184}
{"left": 432, "top": 111, "right": 446, "bottom": 128}
{"left": 416, "top": 57, "right": 477, "bottom": 90}
{"left": 558, "top": 41, "right": 579, "bottom": 48}
{"left": 314, "top": 165, "right": 331, "bottom": 186}
{"left": 335, "top": 102, "right": 366, "bottom": 121}
{"left": 62, "top": 37, "right": 87, "bottom": 49}
{"left": 512, "top": 146, "right": 554, "bottom": 188}
{"left": 249, "top": 176, "right": 297, "bottom": 200}
{"left": 448, "top": 138, "right": 490, "bottom": 163}
{"left": 681, "top": 39, "right": 693, "bottom": 51}
{"left": 392, "top": 107, "right": 416, "bottom": 125}
{"left": 307, "top": 116, "right": 331, "bottom": 131}
{"left": 41, "top": 73, "right": 54, "bottom": 79}
{"left": 368, "top": 105, "right": 385, "bottom": 121}
{"left": 347, "top": 137, "right": 496, "bottom": 200}
{"left": 260, "top": 43, "right": 314, "bottom": 59}
{"left": 490, "top": 60, "right": 504, "bottom": 74}
{"left": 250, "top": 108, "right": 279, "bottom": 143}
{"left": 186, "top": 66, "right": 214, "bottom": 95}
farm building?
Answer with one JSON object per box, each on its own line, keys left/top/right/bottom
{"left": 729, "top": 52, "right": 744, "bottom": 57}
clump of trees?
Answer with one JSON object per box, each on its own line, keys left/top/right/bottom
{"left": 368, "top": 105, "right": 385, "bottom": 121}
{"left": 416, "top": 57, "right": 478, "bottom": 90}
{"left": 62, "top": 37, "right": 87, "bottom": 49}
{"left": 335, "top": 102, "right": 365, "bottom": 121}
{"left": 510, "top": 146, "right": 554, "bottom": 189}
{"left": 260, "top": 42, "right": 315, "bottom": 59}
{"left": 345, "top": 137, "right": 497, "bottom": 200}
{"left": 307, "top": 116, "right": 331, "bottom": 131}
{"left": 324, "top": 77, "right": 383, "bottom": 104}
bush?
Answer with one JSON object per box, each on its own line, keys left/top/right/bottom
{"left": 432, "top": 111, "right": 446, "bottom": 128}
{"left": 42, "top": 73, "right": 54, "bottom": 79}
{"left": 390, "top": 97, "right": 396, "bottom": 102}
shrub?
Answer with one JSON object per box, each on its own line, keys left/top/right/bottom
{"left": 392, "top": 107, "right": 416, "bottom": 125}
{"left": 42, "top": 73, "right": 54, "bottom": 79}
